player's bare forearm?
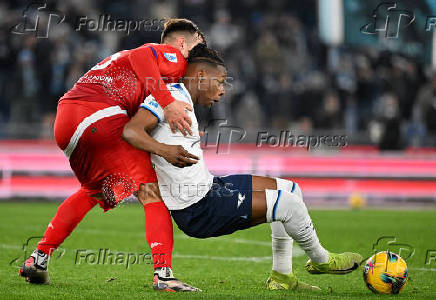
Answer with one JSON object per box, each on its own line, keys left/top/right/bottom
{"left": 123, "top": 108, "right": 199, "bottom": 167}
{"left": 122, "top": 108, "right": 165, "bottom": 156}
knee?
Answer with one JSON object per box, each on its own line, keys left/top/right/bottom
{"left": 292, "top": 182, "right": 303, "bottom": 199}
{"left": 266, "top": 187, "right": 309, "bottom": 224}
{"left": 276, "top": 178, "right": 303, "bottom": 199}
{"left": 137, "top": 183, "right": 163, "bottom": 206}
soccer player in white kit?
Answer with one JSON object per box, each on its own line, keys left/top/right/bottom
{"left": 122, "top": 44, "right": 363, "bottom": 292}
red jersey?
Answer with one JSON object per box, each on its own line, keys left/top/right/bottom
{"left": 61, "top": 43, "right": 187, "bottom": 116}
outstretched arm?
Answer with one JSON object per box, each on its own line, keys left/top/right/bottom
{"left": 122, "top": 108, "right": 199, "bottom": 168}
{"left": 129, "top": 46, "right": 193, "bottom": 135}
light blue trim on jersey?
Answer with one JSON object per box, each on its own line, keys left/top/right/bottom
{"left": 140, "top": 83, "right": 190, "bottom": 124}
{"left": 171, "top": 83, "right": 191, "bottom": 101}
{"left": 140, "top": 104, "right": 161, "bottom": 122}
{"left": 272, "top": 190, "right": 282, "bottom": 222}
{"left": 291, "top": 182, "right": 296, "bottom": 193}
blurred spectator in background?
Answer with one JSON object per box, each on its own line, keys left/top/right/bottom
{"left": 370, "top": 92, "right": 403, "bottom": 150}
{"left": 314, "top": 90, "right": 343, "bottom": 130}
{"left": 413, "top": 72, "right": 436, "bottom": 146}
{"left": 0, "top": 0, "right": 434, "bottom": 148}
{"left": 378, "top": 93, "right": 403, "bottom": 150}
{"left": 0, "top": 26, "right": 14, "bottom": 123}
{"left": 13, "top": 36, "right": 40, "bottom": 123}
{"left": 210, "top": 10, "right": 240, "bottom": 53}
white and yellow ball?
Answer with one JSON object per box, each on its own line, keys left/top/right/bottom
{"left": 363, "top": 251, "right": 408, "bottom": 294}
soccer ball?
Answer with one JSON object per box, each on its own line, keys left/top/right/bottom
{"left": 363, "top": 251, "right": 408, "bottom": 294}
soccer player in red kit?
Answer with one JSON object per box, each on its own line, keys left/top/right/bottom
{"left": 19, "top": 19, "right": 203, "bottom": 292}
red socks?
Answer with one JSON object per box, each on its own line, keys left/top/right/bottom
{"left": 37, "top": 188, "right": 174, "bottom": 270}
{"left": 37, "top": 188, "right": 96, "bottom": 255}
{"left": 144, "top": 202, "right": 173, "bottom": 269}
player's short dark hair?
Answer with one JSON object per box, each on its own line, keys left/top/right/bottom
{"left": 187, "top": 43, "right": 225, "bottom": 67}
{"left": 161, "top": 18, "right": 206, "bottom": 44}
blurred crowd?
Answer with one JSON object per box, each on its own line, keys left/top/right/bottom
{"left": 0, "top": 0, "right": 435, "bottom": 148}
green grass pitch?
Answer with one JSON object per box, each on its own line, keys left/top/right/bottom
{"left": 0, "top": 202, "right": 435, "bottom": 299}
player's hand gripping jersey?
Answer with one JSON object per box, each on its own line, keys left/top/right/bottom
{"left": 141, "top": 83, "right": 213, "bottom": 210}
{"left": 61, "top": 43, "right": 187, "bottom": 116}
{"left": 54, "top": 44, "right": 186, "bottom": 204}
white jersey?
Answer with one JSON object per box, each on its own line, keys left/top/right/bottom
{"left": 140, "top": 83, "right": 213, "bottom": 210}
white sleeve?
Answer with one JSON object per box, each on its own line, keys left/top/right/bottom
{"left": 140, "top": 95, "right": 165, "bottom": 123}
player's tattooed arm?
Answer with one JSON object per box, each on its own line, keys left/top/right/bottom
{"left": 123, "top": 108, "right": 199, "bottom": 168}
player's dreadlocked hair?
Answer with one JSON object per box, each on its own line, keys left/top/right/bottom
{"left": 187, "top": 43, "right": 225, "bottom": 67}
{"left": 161, "top": 18, "right": 206, "bottom": 44}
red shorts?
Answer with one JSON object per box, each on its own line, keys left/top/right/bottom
{"left": 54, "top": 99, "right": 157, "bottom": 210}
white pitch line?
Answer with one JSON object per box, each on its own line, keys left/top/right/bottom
{"left": 3, "top": 243, "right": 436, "bottom": 268}
{"left": 2, "top": 243, "right": 272, "bottom": 264}
{"left": 174, "top": 234, "right": 305, "bottom": 257}
{"left": 175, "top": 234, "right": 271, "bottom": 246}
{"left": 17, "top": 226, "right": 301, "bottom": 255}
{"left": 227, "top": 238, "right": 272, "bottom": 246}
{"left": 74, "top": 228, "right": 144, "bottom": 237}
{"left": 0, "top": 244, "right": 21, "bottom": 250}
{"left": 173, "top": 254, "right": 272, "bottom": 262}
{"left": 409, "top": 267, "right": 436, "bottom": 272}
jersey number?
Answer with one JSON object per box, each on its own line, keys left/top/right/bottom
{"left": 91, "top": 52, "right": 122, "bottom": 70}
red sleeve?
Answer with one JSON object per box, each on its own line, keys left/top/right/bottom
{"left": 128, "top": 46, "right": 174, "bottom": 108}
